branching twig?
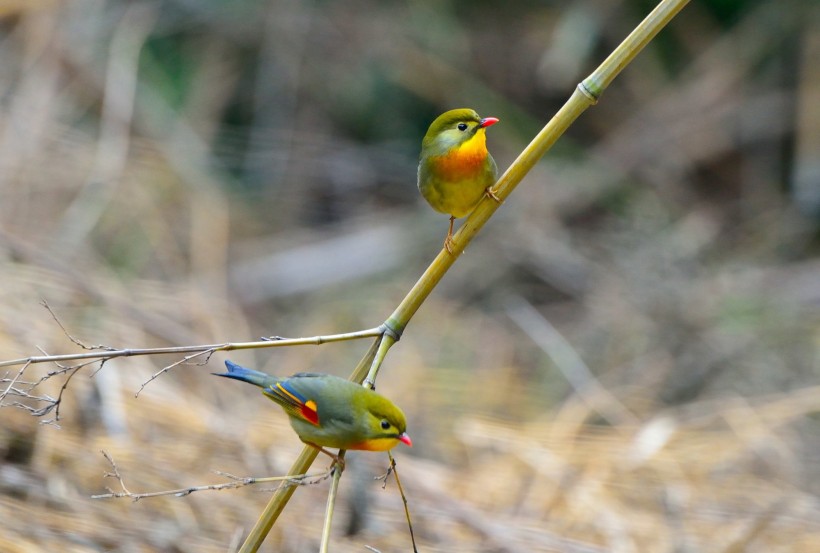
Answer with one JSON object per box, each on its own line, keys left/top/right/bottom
{"left": 1, "top": 354, "right": 109, "bottom": 425}
{"left": 372, "top": 455, "right": 417, "bottom": 551}
{"left": 387, "top": 452, "right": 418, "bottom": 553}
{"left": 92, "top": 450, "right": 332, "bottom": 501}
{"left": 0, "top": 326, "right": 386, "bottom": 369}
{"left": 135, "top": 348, "right": 215, "bottom": 397}
{"left": 4, "top": 312, "right": 389, "bottom": 419}
{"left": 42, "top": 300, "right": 117, "bottom": 352}
{"left": 40, "top": 361, "right": 88, "bottom": 425}
{"left": 0, "top": 361, "right": 31, "bottom": 406}
{"left": 98, "top": 450, "right": 131, "bottom": 496}
{"left": 31, "top": 355, "right": 106, "bottom": 424}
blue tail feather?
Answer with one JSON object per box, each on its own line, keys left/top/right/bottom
{"left": 213, "top": 360, "right": 276, "bottom": 389}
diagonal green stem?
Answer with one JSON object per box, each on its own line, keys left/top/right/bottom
{"left": 319, "top": 453, "right": 346, "bottom": 553}
{"left": 238, "top": 0, "right": 690, "bottom": 550}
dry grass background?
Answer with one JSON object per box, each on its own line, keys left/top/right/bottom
{"left": 1, "top": 0, "right": 819, "bottom": 551}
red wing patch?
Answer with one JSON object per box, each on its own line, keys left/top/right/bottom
{"left": 267, "top": 381, "right": 321, "bottom": 426}
{"left": 300, "top": 400, "right": 319, "bottom": 426}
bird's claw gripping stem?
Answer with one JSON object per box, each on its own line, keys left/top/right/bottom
{"left": 307, "top": 443, "right": 346, "bottom": 473}
{"left": 484, "top": 187, "right": 502, "bottom": 203}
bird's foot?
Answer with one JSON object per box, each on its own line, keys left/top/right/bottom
{"left": 374, "top": 462, "right": 395, "bottom": 488}
{"left": 443, "top": 235, "right": 455, "bottom": 254}
{"left": 444, "top": 216, "right": 456, "bottom": 254}
{"left": 329, "top": 454, "right": 346, "bottom": 474}
{"left": 307, "top": 443, "right": 346, "bottom": 473}
{"left": 484, "top": 187, "right": 502, "bottom": 203}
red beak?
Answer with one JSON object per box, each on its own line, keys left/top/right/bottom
{"left": 398, "top": 433, "right": 413, "bottom": 447}
{"left": 479, "top": 117, "right": 499, "bottom": 128}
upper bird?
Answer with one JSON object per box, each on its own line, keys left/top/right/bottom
{"left": 417, "top": 108, "right": 500, "bottom": 252}
{"left": 214, "top": 360, "right": 411, "bottom": 465}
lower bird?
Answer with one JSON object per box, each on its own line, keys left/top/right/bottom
{"left": 214, "top": 360, "right": 411, "bottom": 466}
{"left": 417, "top": 108, "right": 500, "bottom": 253}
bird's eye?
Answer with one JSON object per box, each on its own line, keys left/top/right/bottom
{"left": 457, "top": 123, "right": 468, "bottom": 131}
{"left": 380, "top": 419, "right": 391, "bottom": 430}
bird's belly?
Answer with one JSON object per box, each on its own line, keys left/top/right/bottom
{"left": 423, "top": 176, "right": 490, "bottom": 218}
{"left": 290, "top": 416, "right": 378, "bottom": 450}
{"left": 290, "top": 418, "right": 348, "bottom": 449}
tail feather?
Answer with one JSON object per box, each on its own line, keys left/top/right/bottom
{"left": 213, "top": 360, "right": 276, "bottom": 389}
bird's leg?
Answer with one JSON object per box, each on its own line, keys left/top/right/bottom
{"left": 484, "top": 186, "right": 502, "bottom": 203}
{"left": 305, "top": 443, "right": 346, "bottom": 473}
{"left": 444, "top": 216, "right": 456, "bottom": 254}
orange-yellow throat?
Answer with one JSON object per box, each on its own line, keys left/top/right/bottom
{"left": 431, "top": 131, "right": 489, "bottom": 184}
{"left": 349, "top": 436, "right": 408, "bottom": 451}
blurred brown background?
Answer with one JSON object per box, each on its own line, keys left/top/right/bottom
{"left": 1, "top": 0, "right": 819, "bottom": 551}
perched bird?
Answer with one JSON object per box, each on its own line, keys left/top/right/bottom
{"left": 214, "top": 360, "right": 411, "bottom": 465}
{"left": 418, "top": 108, "right": 500, "bottom": 252}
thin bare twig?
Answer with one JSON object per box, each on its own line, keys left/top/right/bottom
{"left": 0, "top": 326, "right": 386, "bottom": 369}
{"left": 4, "top": 311, "right": 389, "bottom": 419}
{"left": 41, "top": 300, "right": 117, "bottom": 352}
{"left": 37, "top": 355, "right": 107, "bottom": 424}
{"left": 0, "top": 361, "right": 31, "bottom": 406}
{"left": 135, "top": 348, "right": 215, "bottom": 397}
{"left": 40, "top": 362, "right": 86, "bottom": 425}
{"left": 5, "top": 351, "right": 108, "bottom": 424}
{"left": 387, "top": 452, "right": 418, "bottom": 553}
{"left": 92, "top": 450, "right": 332, "bottom": 501}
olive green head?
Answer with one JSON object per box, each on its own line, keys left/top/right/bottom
{"left": 421, "top": 108, "right": 499, "bottom": 158}
{"left": 365, "top": 393, "right": 407, "bottom": 434}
